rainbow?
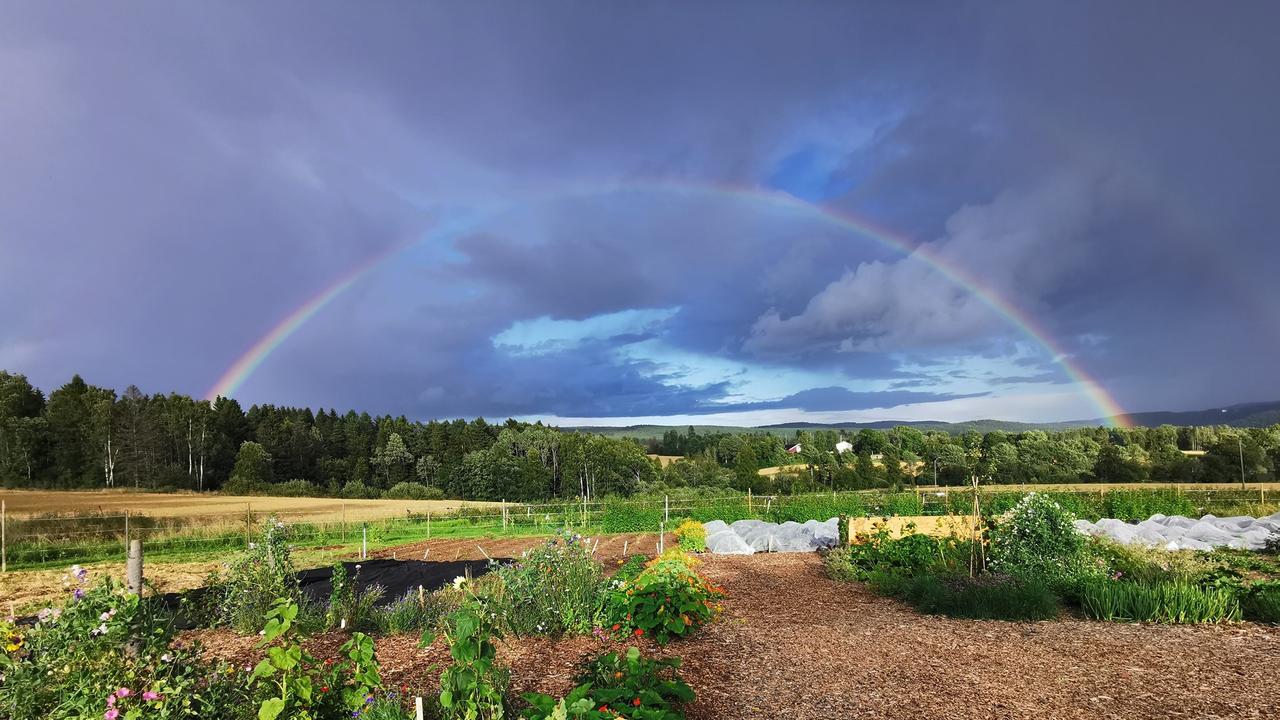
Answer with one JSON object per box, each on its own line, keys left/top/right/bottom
{"left": 205, "top": 182, "right": 1131, "bottom": 427}
{"left": 203, "top": 241, "right": 405, "bottom": 401}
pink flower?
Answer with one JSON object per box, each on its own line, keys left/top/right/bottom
{"left": 104, "top": 710, "right": 119, "bottom": 720}
{"left": 143, "top": 691, "right": 160, "bottom": 702}
{"left": 115, "top": 687, "right": 131, "bottom": 698}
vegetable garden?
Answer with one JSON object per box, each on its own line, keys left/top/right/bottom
{"left": 2, "top": 487, "right": 1279, "bottom": 719}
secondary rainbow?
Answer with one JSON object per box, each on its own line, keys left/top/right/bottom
{"left": 206, "top": 182, "right": 1131, "bottom": 427}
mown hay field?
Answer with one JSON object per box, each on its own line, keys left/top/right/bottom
{"left": 0, "top": 489, "right": 500, "bottom": 523}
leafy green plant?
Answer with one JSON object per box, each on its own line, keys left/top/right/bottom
{"left": 672, "top": 520, "right": 706, "bottom": 553}
{"left": 607, "top": 552, "right": 722, "bottom": 644}
{"left": 210, "top": 516, "right": 301, "bottom": 633}
{"left": 521, "top": 646, "right": 694, "bottom": 719}
{"left": 437, "top": 598, "right": 509, "bottom": 720}
{"left": 488, "top": 532, "right": 606, "bottom": 635}
{"left": 1239, "top": 580, "right": 1280, "bottom": 624}
{"left": 250, "top": 598, "right": 385, "bottom": 720}
{"left": 1080, "top": 579, "right": 1241, "bottom": 623}
{"left": 869, "top": 570, "right": 1059, "bottom": 621}
{"left": 612, "top": 554, "right": 650, "bottom": 584}
{"left": 823, "top": 528, "right": 965, "bottom": 582}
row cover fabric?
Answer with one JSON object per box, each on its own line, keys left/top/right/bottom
{"left": 1074, "top": 512, "right": 1280, "bottom": 551}
{"left": 703, "top": 518, "right": 840, "bottom": 554}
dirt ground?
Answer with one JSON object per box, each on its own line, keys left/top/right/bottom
{"left": 0, "top": 532, "right": 670, "bottom": 611}
{"left": 183, "top": 553, "right": 1280, "bottom": 719}
{"left": 0, "top": 488, "right": 498, "bottom": 522}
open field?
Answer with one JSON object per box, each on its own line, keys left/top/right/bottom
{"left": 0, "top": 489, "right": 498, "bottom": 522}
{"left": 646, "top": 454, "right": 684, "bottom": 467}
{"left": 183, "top": 554, "right": 1280, "bottom": 719}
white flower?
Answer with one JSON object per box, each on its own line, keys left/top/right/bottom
{"left": 452, "top": 576, "right": 467, "bottom": 589}
{"left": 91, "top": 623, "right": 108, "bottom": 636}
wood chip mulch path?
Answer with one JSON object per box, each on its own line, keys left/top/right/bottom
{"left": 181, "top": 553, "right": 1280, "bottom": 719}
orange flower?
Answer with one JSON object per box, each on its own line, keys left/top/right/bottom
{"left": 611, "top": 624, "right": 620, "bottom": 631}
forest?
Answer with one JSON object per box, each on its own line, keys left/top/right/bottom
{"left": 2, "top": 370, "right": 1278, "bottom": 501}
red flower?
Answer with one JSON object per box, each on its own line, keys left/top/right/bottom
{"left": 633, "top": 628, "right": 644, "bottom": 637}
{"left": 599, "top": 705, "right": 609, "bottom": 712}
{"left": 632, "top": 698, "right": 642, "bottom": 706}
{"left": 320, "top": 687, "right": 329, "bottom": 693}
{"left": 611, "top": 624, "right": 620, "bottom": 631}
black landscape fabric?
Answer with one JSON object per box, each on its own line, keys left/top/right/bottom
{"left": 296, "top": 558, "right": 503, "bottom": 606}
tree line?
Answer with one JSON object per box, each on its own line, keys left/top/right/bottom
{"left": 0, "top": 371, "right": 654, "bottom": 501}
{"left": 645, "top": 423, "right": 1280, "bottom": 492}
{"left": 4, "top": 369, "right": 1279, "bottom": 501}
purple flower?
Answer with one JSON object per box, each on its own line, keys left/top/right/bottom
{"left": 73, "top": 588, "right": 85, "bottom": 601}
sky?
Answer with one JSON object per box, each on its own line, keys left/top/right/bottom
{"left": 2, "top": 1, "right": 1279, "bottom": 426}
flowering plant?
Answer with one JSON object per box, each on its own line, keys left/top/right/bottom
{"left": 521, "top": 647, "right": 693, "bottom": 720}
{"left": 607, "top": 552, "right": 722, "bottom": 644}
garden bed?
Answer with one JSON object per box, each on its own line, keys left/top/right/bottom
{"left": 178, "top": 553, "right": 1280, "bottom": 719}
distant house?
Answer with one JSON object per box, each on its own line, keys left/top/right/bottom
{"left": 786, "top": 443, "right": 803, "bottom": 454}
{"left": 835, "top": 440, "right": 853, "bottom": 454}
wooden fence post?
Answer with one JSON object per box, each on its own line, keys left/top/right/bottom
{"left": 415, "top": 696, "right": 424, "bottom": 720}
{"left": 342, "top": 502, "right": 347, "bottom": 544}
{"left": 126, "top": 539, "right": 143, "bottom": 594}
{"left": 124, "top": 509, "right": 130, "bottom": 553}
{"left": 664, "top": 495, "right": 669, "bottom": 524}
{"left": 747, "top": 488, "right": 753, "bottom": 514}
{"left": 245, "top": 503, "right": 252, "bottom": 548}
{"left": 427, "top": 507, "right": 431, "bottom": 540}
{"left": 1, "top": 499, "right": 6, "bottom": 573}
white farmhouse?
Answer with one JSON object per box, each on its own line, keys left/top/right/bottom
{"left": 835, "top": 440, "right": 853, "bottom": 454}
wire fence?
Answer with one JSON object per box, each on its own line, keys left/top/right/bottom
{"left": 2, "top": 484, "right": 1276, "bottom": 571}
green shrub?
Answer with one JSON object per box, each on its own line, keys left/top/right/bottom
{"left": 521, "top": 646, "right": 694, "bottom": 719}
{"left": 341, "top": 480, "right": 380, "bottom": 499}
{"left": 1241, "top": 581, "right": 1280, "bottom": 624}
{"left": 870, "top": 570, "right": 1059, "bottom": 621}
{"left": 270, "top": 478, "right": 323, "bottom": 497}
{"left": 209, "top": 516, "right": 302, "bottom": 633}
{"left": 673, "top": 519, "right": 706, "bottom": 553}
{"left": 823, "top": 529, "right": 966, "bottom": 583}
{"left": 988, "top": 493, "right": 1091, "bottom": 592}
{"left": 382, "top": 482, "right": 444, "bottom": 500}
{"left": 607, "top": 552, "right": 722, "bottom": 644}
{"left": 488, "top": 532, "right": 606, "bottom": 636}
{"left": 1080, "top": 579, "right": 1241, "bottom": 623}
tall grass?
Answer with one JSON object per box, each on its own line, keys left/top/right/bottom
{"left": 1080, "top": 579, "right": 1241, "bottom": 623}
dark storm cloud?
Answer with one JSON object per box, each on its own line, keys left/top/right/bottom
{"left": 2, "top": 1, "right": 1278, "bottom": 421}
{"left": 707, "top": 387, "right": 989, "bottom": 415}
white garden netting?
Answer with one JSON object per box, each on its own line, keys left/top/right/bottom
{"left": 703, "top": 518, "right": 840, "bottom": 554}
{"left": 1073, "top": 512, "right": 1280, "bottom": 551}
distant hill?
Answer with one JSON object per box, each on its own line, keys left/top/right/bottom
{"left": 1082, "top": 400, "right": 1280, "bottom": 430}
{"left": 565, "top": 400, "right": 1280, "bottom": 438}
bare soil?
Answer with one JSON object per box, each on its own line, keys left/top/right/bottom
{"left": 183, "top": 553, "right": 1280, "bottom": 719}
